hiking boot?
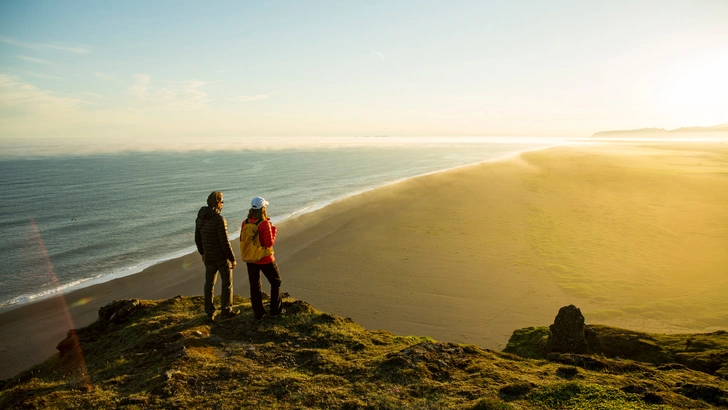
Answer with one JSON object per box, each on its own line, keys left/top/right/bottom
{"left": 221, "top": 308, "right": 241, "bottom": 319}
{"left": 270, "top": 308, "right": 286, "bottom": 317}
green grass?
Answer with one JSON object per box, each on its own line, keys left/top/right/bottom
{"left": 503, "top": 326, "right": 550, "bottom": 359}
{"left": 529, "top": 382, "right": 668, "bottom": 409}
{"left": 1, "top": 296, "right": 727, "bottom": 409}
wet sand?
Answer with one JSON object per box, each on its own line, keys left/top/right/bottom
{"left": 2, "top": 141, "right": 726, "bottom": 379}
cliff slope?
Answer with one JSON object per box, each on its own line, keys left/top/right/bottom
{"left": 2, "top": 295, "right": 727, "bottom": 409}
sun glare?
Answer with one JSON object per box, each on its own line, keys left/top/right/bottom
{"left": 661, "top": 54, "right": 728, "bottom": 126}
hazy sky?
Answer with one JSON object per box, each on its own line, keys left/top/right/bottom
{"left": 1, "top": 0, "right": 726, "bottom": 139}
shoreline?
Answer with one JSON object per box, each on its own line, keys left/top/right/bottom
{"left": 0, "top": 141, "right": 561, "bottom": 314}
{"left": 0, "top": 136, "right": 565, "bottom": 159}
{"left": 2, "top": 140, "right": 726, "bottom": 380}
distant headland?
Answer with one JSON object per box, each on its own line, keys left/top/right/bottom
{"left": 592, "top": 123, "right": 728, "bottom": 138}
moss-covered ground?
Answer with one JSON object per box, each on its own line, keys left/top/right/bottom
{"left": 2, "top": 295, "right": 727, "bottom": 409}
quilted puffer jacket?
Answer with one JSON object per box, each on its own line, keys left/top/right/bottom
{"left": 195, "top": 206, "right": 236, "bottom": 264}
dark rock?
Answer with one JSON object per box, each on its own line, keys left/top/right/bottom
{"left": 674, "top": 350, "right": 728, "bottom": 375}
{"left": 245, "top": 347, "right": 262, "bottom": 360}
{"left": 319, "top": 313, "right": 337, "bottom": 323}
{"left": 273, "top": 353, "right": 296, "bottom": 368}
{"left": 207, "top": 335, "right": 224, "bottom": 346}
{"left": 678, "top": 383, "right": 728, "bottom": 407}
{"left": 499, "top": 382, "right": 534, "bottom": 400}
{"left": 164, "top": 370, "right": 182, "bottom": 380}
{"left": 642, "top": 391, "right": 665, "bottom": 404}
{"left": 120, "top": 396, "right": 147, "bottom": 405}
{"left": 116, "top": 300, "right": 139, "bottom": 320}
{"left": 547, "top": 353, "right": 607, "bottom": 370}
{"left": 657, "top": 363, "right": 688, "bottom": 371}
{"left": 584, "top": 324, "right": 602, "bottom": 353}
{"left": 685, "top": 330, "right": 728, "bottom": 352}
{"left": 594, "top": 327, "right": 669, "bottom": 364}
{"left": 621, "top": 384, "right": 646, "bottom": 394}
{"left": 548, "top": 352, "right": 650, "bottom": 374}
{"left": 56, "top": 329, "right": 82, "bottom": 358}
{"left": 556, "top": 366, "right": 579, "bottom": 378}
{"left": 381, "top": 353, "right": 410, "bottom": 369}
{"left": 371, "top": 337, "right": 388, "bottom": 346}
{"left": 98, "top": 300, "right": 120, "bottom": 321}
{"left": 544, "top": 305, "right": 588, "bottom": 354}
{"left": 98, "top": 299, "right": 141, "bottom": 324}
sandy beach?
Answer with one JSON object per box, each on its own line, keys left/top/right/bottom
{"left": 1, "top": 141, "right": 726, "bottom": 379}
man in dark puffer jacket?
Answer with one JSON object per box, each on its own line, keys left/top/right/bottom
{"left": 195, "top": 191, "right": 239, "bottom": 321}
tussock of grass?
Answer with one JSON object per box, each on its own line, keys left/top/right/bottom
{"left": 1, "top": 295, "right": 727, "bottom": 409}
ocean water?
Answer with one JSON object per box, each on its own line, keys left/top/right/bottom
{"left": 0, "top": 138, "right": 557, "bottom": 311}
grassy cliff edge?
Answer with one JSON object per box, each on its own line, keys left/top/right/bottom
{"left": 2, "top": 295, "right": 727, "bottom": 409}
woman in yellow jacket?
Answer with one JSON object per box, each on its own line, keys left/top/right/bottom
{"left": 240, "top": 197, "right": 284, "bottom": 320}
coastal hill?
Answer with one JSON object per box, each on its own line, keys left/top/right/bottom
{"left": 1, "top": 295, "right": 727, "bottom": 409}
{"left": 592, "top": 123, "right": 728, "bottom": 138}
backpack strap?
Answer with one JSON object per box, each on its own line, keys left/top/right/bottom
{"left": 243, "top": 218, "right": 265, "bottom": 242}
{"left": 243, "top": 218, "right": 265, "bottom": 227}
{"left": 253, "top": 219, "right": 264, "bottom": 240}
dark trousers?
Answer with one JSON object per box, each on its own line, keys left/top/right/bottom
{"left": 204, "top": 259, "right": 233, "bottom": 315}
{"left": 246, "top": 262, "right": 282, "bottom": 319}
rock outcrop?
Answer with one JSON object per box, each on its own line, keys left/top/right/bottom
{"left": 544, "top": 305, "right": 588, "bottom": 354}
{"left": 55, "top": 329, "right": 82, "bottom": 358}
{"left": 98, "top": 299, "right": 141, "bottom": 324}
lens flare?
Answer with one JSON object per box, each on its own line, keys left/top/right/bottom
{"left": 69, "top": 297, "right": 95, "bottom": 308}
{"left": 28, "top": 218, "right": 91, "bottom": 383}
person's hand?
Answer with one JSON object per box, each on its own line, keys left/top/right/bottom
{"left": 231, "top": 261, "right": 237, "bottom": 269}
